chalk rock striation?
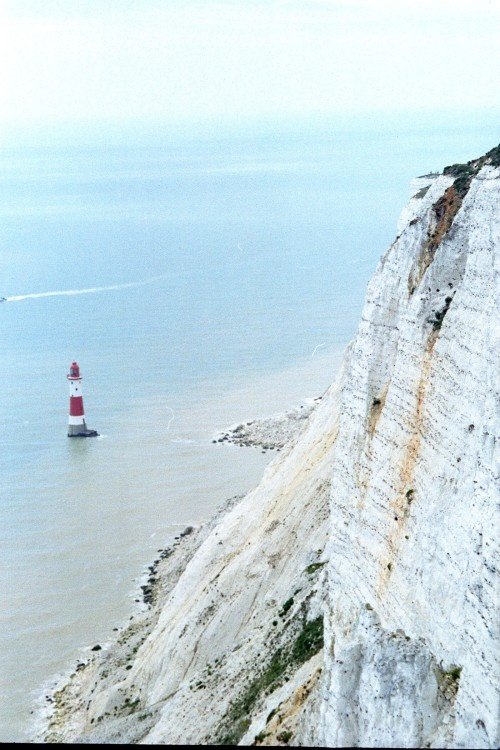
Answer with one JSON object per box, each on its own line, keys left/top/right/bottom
{"left": 44, "top": 148, "right": 499, "bottom": 747}
{"left": 314, "top": 149, "right": 499, "bottom": 750}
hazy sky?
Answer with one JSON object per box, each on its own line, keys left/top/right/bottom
{"left": 1, "top": 0, "right": 498, "bottom": 128}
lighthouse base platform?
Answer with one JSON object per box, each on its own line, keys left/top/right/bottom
{"left": 68, "top": 428, "right": 99, "bottom": 438}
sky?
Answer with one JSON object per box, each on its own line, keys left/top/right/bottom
{"left": 0, "top": 0, "right": 499, "bottom": 131}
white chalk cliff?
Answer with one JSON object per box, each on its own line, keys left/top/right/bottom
{"left": 45, "top": 148, "right": 499, "bottom": 747}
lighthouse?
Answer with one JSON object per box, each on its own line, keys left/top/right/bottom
{"left": 67, "top": 361, "right": 98, "bottom": 437}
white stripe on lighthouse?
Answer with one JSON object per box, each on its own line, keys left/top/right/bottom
{"left": 69, "top": 380, "right": 83, "bottom": 397}
{"left": 68, "top": 415, "right": 86, "bottom": 426}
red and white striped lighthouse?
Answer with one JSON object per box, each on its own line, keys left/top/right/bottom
{"left": 67, "top": 361, "right": 98, "bottom": 437}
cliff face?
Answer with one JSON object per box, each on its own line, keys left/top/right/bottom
{"left": 316, "top": 159, "right": 499, "bottom": 749}
{"left": 44, "top": 152, "right": 499, "bottom": 748}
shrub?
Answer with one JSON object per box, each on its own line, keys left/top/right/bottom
{"left": 448, "top": 666, "right": 462, "bottom": 681}
{"left": 305, "top": 562, "right": 326, "bottom": 575}
{"left": 280, "top": 598, "right": 294, "bottom": 616}
{"left": 216, "top": 617, "right": 324, "bottom": 744}
{"left": 485, "top": 144, "right": 500, "bottom": 167}
{"left": 436, "top": 664, "right": 462, "bottom": 699}
{"left": 267, "top": 706, "right": 279, "bottom": 723}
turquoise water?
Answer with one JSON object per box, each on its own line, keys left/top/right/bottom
{"left": 0, "top": 117, "right": 497, "bottom": 740}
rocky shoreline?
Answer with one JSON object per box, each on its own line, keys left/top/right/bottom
{"left": 38, "top": 492, "right": 246, "bottom": 743}
{"left": 212, "top": 396, "right": 322, "bottom": 453}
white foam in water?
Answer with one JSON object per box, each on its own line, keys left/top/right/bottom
{"left": 5, "top": 274, "right": 167, "bottom": 302}
{"left": 165, "top": 407, "right": 175, "bottom": 431}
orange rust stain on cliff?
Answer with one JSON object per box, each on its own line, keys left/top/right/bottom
{"left": 411, "top": 184, "right": 466, "bottom": 290}
{"left": 376, "top": 331, "right": 438, "bottom": 596}
{"left": 253, "top": 666, "right": 322, "bottom": 746}
{"left": 428, "top": 185, "right": 464, "bottom": 253}
{"left": 356, "top": 385, "right": 389, "bottom": 510}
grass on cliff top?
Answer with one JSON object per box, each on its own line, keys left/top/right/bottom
{"left": 443, "top": 143, "right": 500, "bottom": 197}
{"left": 216, "top": 615, "right": 324, "bottom": 745}
{"left": 444, "top": 143, "right": 500, "bottom": 175}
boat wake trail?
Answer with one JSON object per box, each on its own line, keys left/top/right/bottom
{"left": 5, "top": 275, "right": 167, "bottom": 303}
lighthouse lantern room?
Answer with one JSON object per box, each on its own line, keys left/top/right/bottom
{"left": 67, "top": 361, "right": 98, "bottom": 437}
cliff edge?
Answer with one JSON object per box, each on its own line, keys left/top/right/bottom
{"left": 44, "top": 147, "right": 499, "bottom": 747}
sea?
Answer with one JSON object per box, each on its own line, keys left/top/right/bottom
{"left": 0, "top": 114, "right": 497, "bottom": 740}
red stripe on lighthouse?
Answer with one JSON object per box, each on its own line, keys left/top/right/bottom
{"left": 69, "top": 396, "right": 84, "bottom": 417}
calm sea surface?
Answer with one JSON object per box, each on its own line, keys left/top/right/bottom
{"left": 0, "top": 118, "right": 497, "bottom": 740}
